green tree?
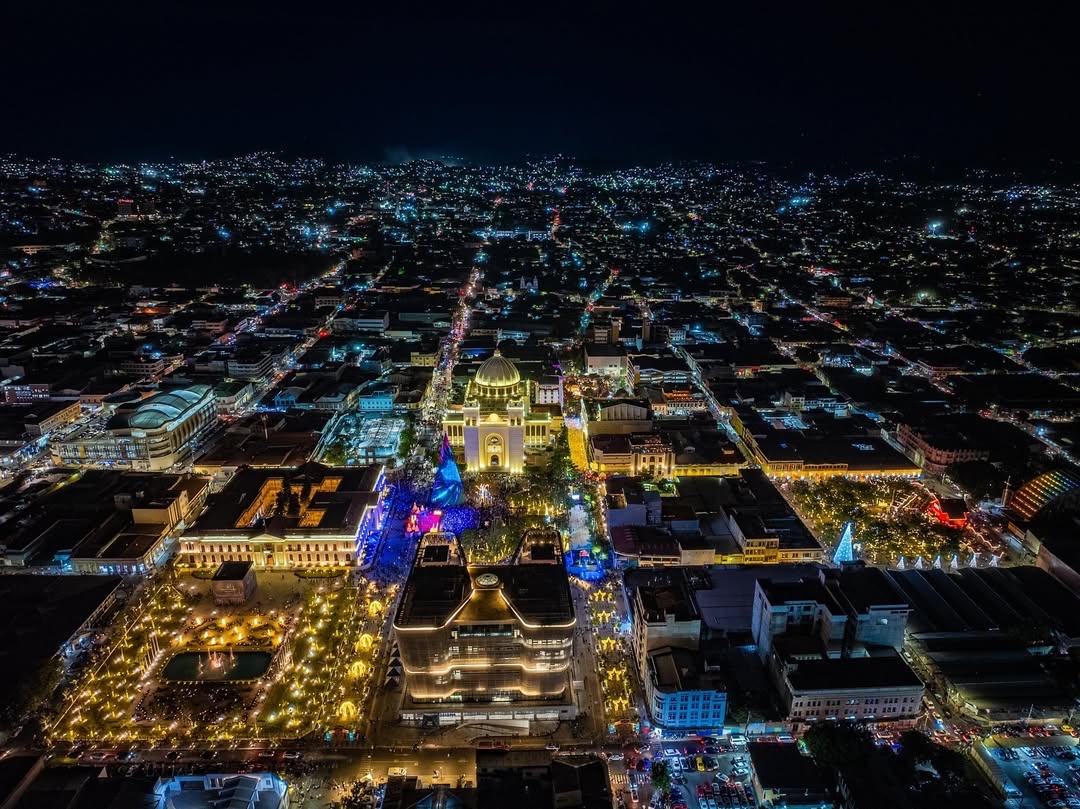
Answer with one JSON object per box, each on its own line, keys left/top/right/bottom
{"left": 897, "top": 729, "right": 936, "bottom": 767}
{"left": 650, "top": 759, "right": 671, "bottom": 794}
{"left": 0, "top": 657, "right": 62, "bottom": 725}
{"left": 322, "top": 441, "right": 349, "bottom": 466}
{"left": 397, "top": 420, "right": 415, "bottom": 459}
{"left": 274, "top": 483, "right": 289, "bottom": 516}
{"left": 803, "top": 720, "right": 875, "bottom": 769}
{"left": 945, "top": 461, "right": 1005, "bottom": 502}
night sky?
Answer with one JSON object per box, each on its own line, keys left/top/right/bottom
{"left": 4, "top": 3, "right": 1077, "bottom": 165}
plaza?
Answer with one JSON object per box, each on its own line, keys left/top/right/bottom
{"left": 50, "top": 569, "right": 393, "bottom": 747}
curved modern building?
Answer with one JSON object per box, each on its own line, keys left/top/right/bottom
{"left": 394, "top": 530, "right": 576, "bottom": 720}
{"left": 53, "top": 385, "right": 217, "bottom": 471}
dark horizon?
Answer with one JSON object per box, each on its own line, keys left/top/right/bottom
{"left": 5, "top": 3, "right": 1078, "bottom": 166}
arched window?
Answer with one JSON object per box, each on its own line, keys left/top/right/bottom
{"left": 486, "top": 435, "right": 503, "bottom": 467}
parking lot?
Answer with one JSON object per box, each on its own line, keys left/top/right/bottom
{"left": 988, "top": 740, "right": 1080, "bottom": 806}
{"left": 620, "top": 747, "right": 757, "bottom": 809}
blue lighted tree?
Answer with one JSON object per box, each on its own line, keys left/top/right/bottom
{"left": 430, "top": 433, "right": 465, "bottom": 508}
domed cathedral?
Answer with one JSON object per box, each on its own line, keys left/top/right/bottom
{"left": 442, "top": 350, "right": 557, "bottom": 473}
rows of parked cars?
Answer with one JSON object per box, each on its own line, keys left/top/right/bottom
{"left": 1005, "top": 745, "right": 1080, "bottom": 807}
{"left": 697, "top": 779, "right": 754, "bottom": 808}
{"left": 640, "top": 750, "right": 754, "bottom": 809}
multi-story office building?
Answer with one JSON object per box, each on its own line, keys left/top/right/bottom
{"left": 645, "top": 646, "right": 727, "bottom": 731}
{"left": 394, "top": 530, "right": 577, "bottom": 721}
{"left": 23, "top": 399, "right": 82, "bottom": 436}
{"left": 1, "top": 382, "right": 51, "bottom": 404}
{"left": 0, "top": 470, "right": 209, "bottom": 573}
{"left": 52, "top": 385, "right": 217, "bottom": 471}
{"left": 628, "top": 573, "right": 702, "bottom": 674}
{"left": 589, "top": 432, "right": 675, "bottom": 477}
{"left": 226, "top": 350, "right": 278, "bottom": 381}
{"left": 752, "top": 577, "right": 847, "bottom": 662}
{"left": 752, "top": 566, "right": 911, "bottom": 661}
{"left": 780, "top": 652, "right": 924, "bottom": 726}
{"left": 583, "top": 343, "right": 632, "bottom": 377}
{"left": 180, "top": 462, "right": 385, "bottom": 569}
{"left": 897, "top": 421, "right": 991, "bottom": 476}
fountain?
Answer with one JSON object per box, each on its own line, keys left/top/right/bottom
{"left": 163, "top": 649, "right": 271, "bottom": 682}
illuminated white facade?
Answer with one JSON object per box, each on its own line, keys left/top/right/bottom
{"left": 52, "top": 386, "right": 217, "bottom": 472}
{"left": 443, "top": 352, "right": 553, "bottom": 474}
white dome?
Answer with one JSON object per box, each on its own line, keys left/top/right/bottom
{"left": 474, "top": 351, "right": 521, "bottom": 388}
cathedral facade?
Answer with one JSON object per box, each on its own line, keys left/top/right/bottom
{"left": 443, "top": 352, "right": 555, "bottom": 474}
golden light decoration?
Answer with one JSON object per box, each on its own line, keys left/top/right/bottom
{"left": 337, "top": 700, "right": 358, "bottom": 721}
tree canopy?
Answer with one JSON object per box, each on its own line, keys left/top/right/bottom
{"left": 803, "top": 720, "right": 875, "bottom": 769}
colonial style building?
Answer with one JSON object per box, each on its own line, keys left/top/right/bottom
{"left": 180, "top": 462, "right": 385, "bottom": 569}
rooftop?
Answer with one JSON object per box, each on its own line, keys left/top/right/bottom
{"left": 213, "top": 560, "right": 253, "bottom": 581}
{"left": 395, "top": 534, "right": 575, "bottom": 630}
{"left": 747, "top": 743, "right": 831, "bottom": 792}
{"left": 187, "top": 461, "right": 381, "bottom": 537}
{"left": 785, "top": 651, "right": 923, "bottom": 692}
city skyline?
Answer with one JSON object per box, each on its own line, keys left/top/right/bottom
{"left": 2, "top": 7, "right": 1080, "bottom": 806}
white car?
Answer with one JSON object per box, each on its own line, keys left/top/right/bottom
{"left": 388, "top": 767, "right": 407, "bottom": 777}
{"left": 664, "top": 748, "right": 679, "bottom": 757}
{"left": 670, "top": 757, "right": 683, "bottom": 773}
{"left": 608, "top": 753, "right": 625, "bottom": 760}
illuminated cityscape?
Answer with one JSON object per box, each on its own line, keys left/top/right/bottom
{"left": 1, "top": 5, "right": 1080, "bottom": 809}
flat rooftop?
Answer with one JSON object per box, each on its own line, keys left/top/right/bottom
{"left": 0, "top": 576, "right": 122, "bottom": 703}
{"left": 395, "top": 563, "right": 574, "bottom": 629}
{"left": 748, "top": 743, "right": 831, "bottom": 792}
{"left": 188, "top": 462, "right": 381, "bottom": 536}
{"left": 786, "top": 652, "right": 923, "bottom": 692}
{"left": 213, "top": 560, "right": 253, "bottom": 580}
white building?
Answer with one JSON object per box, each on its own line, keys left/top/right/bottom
{"left": 180, "top": 462, "right": 385, "bottom": 569}
{"left": 52, "top": 386, "right": 217, "bottom": 472}
{"left": 443, "top": 352, "right": 554, "bottom": 474}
